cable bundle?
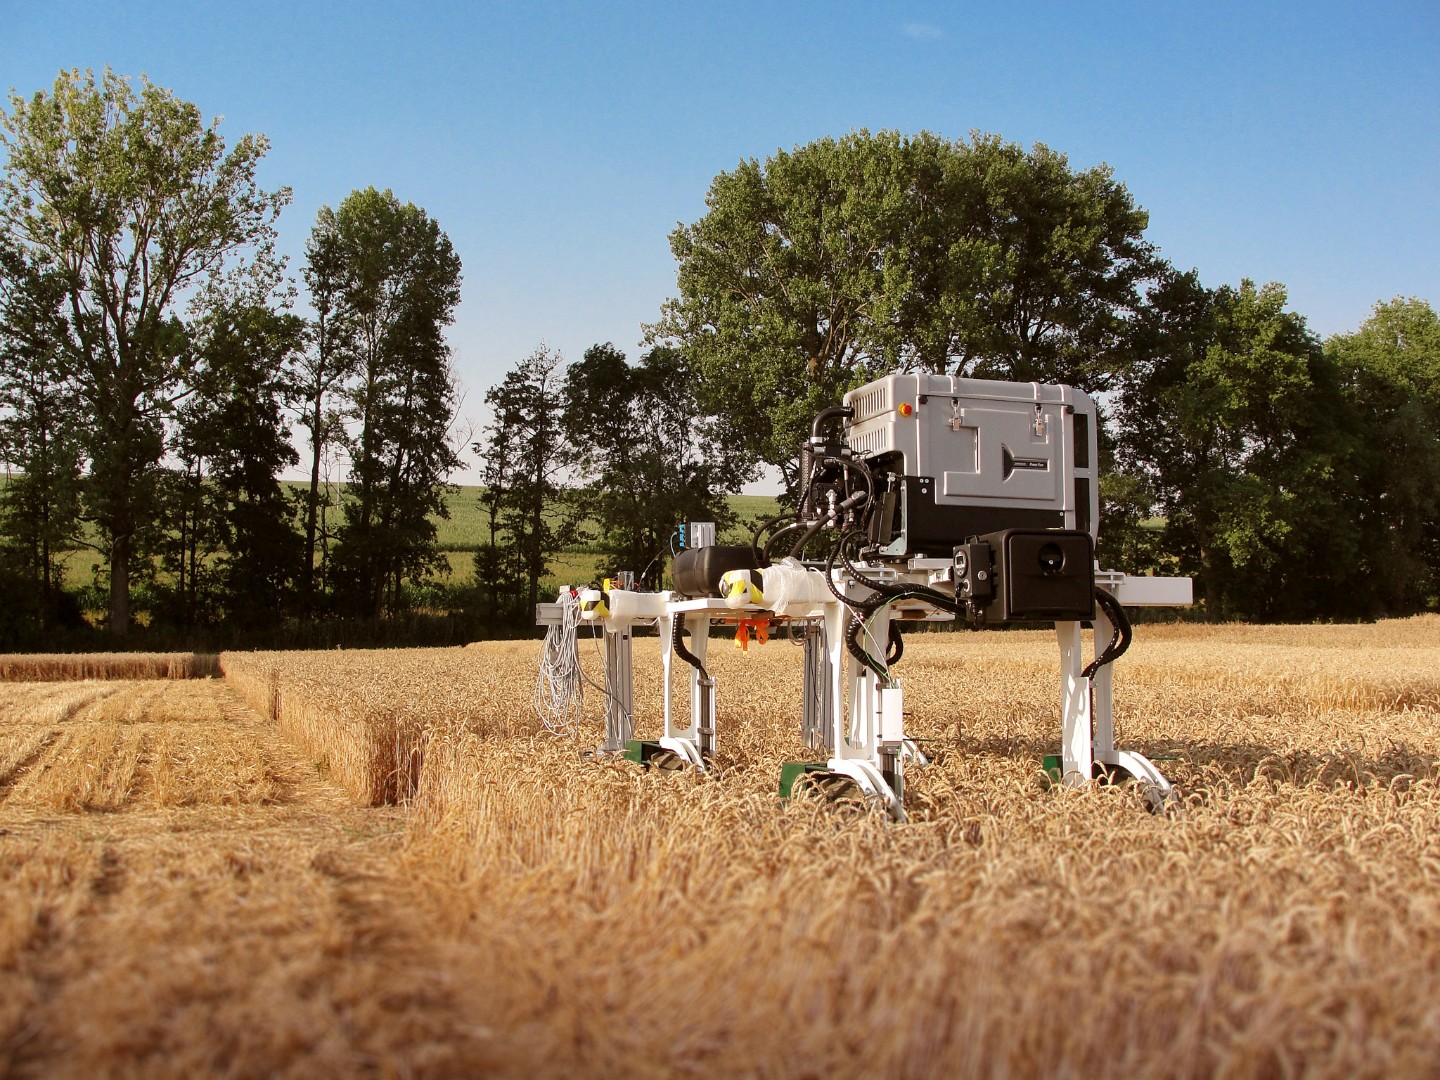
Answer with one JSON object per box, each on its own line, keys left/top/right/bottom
{"left": 534, "top": 590, "right": 584, "bottom": 734}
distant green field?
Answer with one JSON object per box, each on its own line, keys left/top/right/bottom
{"left": 437, "top": 487, "right": 781, "bottom": 588}
{"left": 3, "top": 475, "right": 780, "bottom": 594}
{"left": 432, "top": 486, "right": 779, "bottom": 550}
{"left": 430, "top": 486, "right": 496, "bottom": 550}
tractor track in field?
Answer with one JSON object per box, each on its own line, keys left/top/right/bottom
{"left": 0, "top": 678, "right": 509, "bottom": 1079}
{"left": 0, "top": 731, "right": 59, "bottom": 800}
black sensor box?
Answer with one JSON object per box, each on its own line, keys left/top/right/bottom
{"left": 971, "top": 528, "right": 1094, "bottom": 623}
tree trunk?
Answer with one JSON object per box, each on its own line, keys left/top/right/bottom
{"left": 187, "top": 464, "right": 202, "bottom": 626}
{"left": 176, "top": 488, "right": 190, "bottom": 624}
{"left": 108, "top": 533, "right": 130, "bottom": 637}
{"left": 38, "top": 513, "right": 52, "bottom": 632}
{"left": 303, "top": 398, "right": 324, "bottom": 614}
{"left": 527, "top": 482, "right": 543, "bottom": 618}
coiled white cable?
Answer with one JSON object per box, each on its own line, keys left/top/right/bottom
{"left": 534, "top": 589, "right": 584, "bottom": 734}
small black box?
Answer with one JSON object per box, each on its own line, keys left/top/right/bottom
{"left": 672, "top": 545, "right": 759, "bottom": 598}
{"left": 953, "top": 541, "right": 994, "bottom": 603}
{"left": 976, "top": 529, "right": 1094, "bottom": 623}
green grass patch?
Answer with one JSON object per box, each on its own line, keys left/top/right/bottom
{"left": 11, "top": 475, "right": 777, "bottom": 598}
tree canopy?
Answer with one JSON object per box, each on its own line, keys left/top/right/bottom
{"left": 563, "top": 343, "right": 748, "bottom": 587}
{"left": 650, "top": 129, "right": 1160, "bottom": 482}
{"left": 309, "top": 187, "right": 464, "bottom": 619}
{"left": 1324, "top": 298, "right": 1440, "bottom": 611}
{"left": 1116, "top": 279, "right": 1376, "bottom": 619}
{"left": 476, "top": 345, "right": 573, "bottom": 622}
{"left": 0, "top": 67, "right": 288, "bottom": 634}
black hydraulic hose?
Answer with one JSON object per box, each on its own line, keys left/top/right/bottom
{"left": 808, "top": 453, "right": 874, "bottom": 502}
{"left": 762, "top": 520, "right": 808, "bottom": 564}
{"left": 752, "top": 510, "right": 793, "bottom": 547}
{"left": 779, "top": 457, "right": 877, "bottom": 561}
{"left": 811, "top": 405, "right": 854, "bottom": 441}
{"left": 887, "top": 622, "right": 904, "bottom": 666}
{"left": 819, "top": 532, "right": 888, "bottom": 676}
{"left": 1082, "top": 587, "right": 1133, "bottom": 678}
{"left": 672, "top": 612, "right": 712, "bottom": 684}
{"left": 823, "top": 531, "right": 882, "bottom": 613}
{"left": 828, "top": 530, "right": 918, "bottom": 680}
{"left": 786, "top": 515, "right": 831, "bottom": 559}
{"left": 845, "top": 611, "right": 890, "bottom": 681}
{"left": 823, "top": 456, "right": 876, "bottom": 522}
{"left": 839, "top": 538, "right": 961, "bottom": 616}
{"left": 836, "top": 454, "right": 875, "bottom": 499}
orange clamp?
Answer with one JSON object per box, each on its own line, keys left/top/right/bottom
{"left": 734, "top": 619, "right": 771, "bottom": 652}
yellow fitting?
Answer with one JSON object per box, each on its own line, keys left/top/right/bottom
{"left": 720, "top": 569, "right": 765, "bottom": 607}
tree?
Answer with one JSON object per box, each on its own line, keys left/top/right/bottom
{"left": 1095, "top": 470, "right": 1171, "bottom": 578}
{"left": 0, "top": 239, "right": 83, "bottom": 630}
{"left": 311, "top": 188, "right": 463, "bottom": 619}
{"left": 151, "top": 438, "right": 224, "bottom": 630}
{"left": 649, "top": 130, "right": 1160, "bottom": 484}
{"left": 1116, "top": 278, "right": 1361, "bottom": 619}
{"left": 166, "top": 302, "right": 307, "bottom": 629}
{"left": 476, "top": 345, "right": 575, "bottom": 623}
{"left": 1325, "top": 298, "right": 1440, "bottom": 612}
{"left": 0, "top": 68, "right": 288, "bottom": 635}
{"left": 296, "top": 218, "right": 359, "bottom": 612}
{"left": 563, "top": 343, "right": 747, "bottom": 586}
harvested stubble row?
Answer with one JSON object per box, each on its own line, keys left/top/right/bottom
{"left": 221, "top": 643, "right": 540, "bottom": 806}
{"left": 0, "top": 680, "right": 283, "bottom": 812}
{"left": 0, "top": 672, "right": 510, "bottom": 1077}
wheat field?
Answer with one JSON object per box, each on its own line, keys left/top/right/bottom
{"left": 2, "top": 618, "right": 1438, "bottom": 1076}
{"left": 0, "top": 653, "right": 220, "bottom": 681}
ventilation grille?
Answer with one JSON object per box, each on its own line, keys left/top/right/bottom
{"left": 848, "top": 426, "right": 892, "bottom": 458}
{"left": 849, "top": 384, "right": 890, "bottom": 424}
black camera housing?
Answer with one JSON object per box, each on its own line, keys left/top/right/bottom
{"left": 960, "top": 528, "right": 1095, "bottom": 624}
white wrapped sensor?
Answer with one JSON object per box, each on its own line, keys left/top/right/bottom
{"left": 761, "top": 558, "right": 833, "bottom": 617}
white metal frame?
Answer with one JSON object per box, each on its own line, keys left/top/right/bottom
{"left": 572, "top": 566, "right": 1190, "bottom": 818}
{"left": 656, "top": 604, "right": 715, "bottom": 768}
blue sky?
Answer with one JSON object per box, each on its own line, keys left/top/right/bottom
{"left": 4, "top": 1, "right": 1438, "bottom": 482}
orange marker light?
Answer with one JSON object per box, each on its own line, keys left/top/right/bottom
{"left": 897, "top": 402, "right": 915, "bottom": 418}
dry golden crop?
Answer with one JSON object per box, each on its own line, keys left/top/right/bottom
{"left": 402, "top": 618, "right": 1440, "bottom": 1077}
{"left": 0, "top": 680, "right": 284, "bottom": 813}
{"left": 0, "top": 676, "right": 506, "bottom": 1078}
{"left": 1, "top": 616, "right": 1438, "bottom": 1077}
{"left": 222, "top": 642, "right": 539, "bottom": 805}
{"left": 0, "top": 652, "right": 219, "bottom": 681}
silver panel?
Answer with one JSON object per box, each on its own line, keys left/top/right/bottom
{"left": 842, "top": 372, "right": 1100, "bottom": 533}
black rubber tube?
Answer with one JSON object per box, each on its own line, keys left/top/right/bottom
{"left": 1083, "top": 587, "right": 1133, "bottom": 678}
{"left": 672, "top": 612, "right": 711, "bottom": 683}
{"left": 810, "top": 405, "right": 854, "bottom": 441}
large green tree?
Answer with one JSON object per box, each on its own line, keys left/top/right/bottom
{"left": 163, "top": 302, "right": 307, "bottom": 629}
{"left": 308, "top": 187, "right": 463, "bottom": 619}
{"left": 0, "top": 238, "right": 83, "bottom": 630}
{"left": 562, "top": 343, "right": 747, "bottom": 586}
{"left": 476, "top": 345, "right": 576, "bottom": 623}
{"left": 297, "top": 219, "right": 359, "bottom": 611}
{"left": 0, "top": 68, "right": 288, "bottom": 635}
{"left": 1325, "top": 297, "right": 1440, "bottom": 612}
{"left": 1116, "top": 278, "right": 1362, "bottom": 619}
{"left": 650, "top": 130, "right": 1160, "bottom": 483}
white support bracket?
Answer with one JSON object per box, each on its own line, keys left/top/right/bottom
{"left": 657, "top": 607, "right": 714, "bottom": 772}
{"left": 1056, "top": 620, "right": 1094, "bottom": 784}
